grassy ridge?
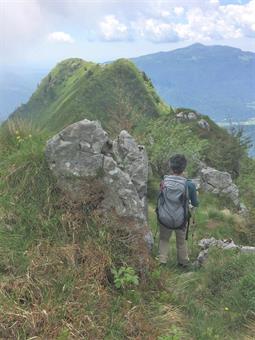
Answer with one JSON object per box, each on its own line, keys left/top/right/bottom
{"left": 11, "top": 59, "right": 170, "bottom": 135}
{"left": 10, "top": 57, "right": 247, "bottom": 177}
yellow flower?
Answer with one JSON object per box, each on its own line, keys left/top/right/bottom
{"left": 224, "top": 307, "right": 229, "bottom": 311}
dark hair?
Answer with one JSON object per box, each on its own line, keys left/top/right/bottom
{"left": 169, "top": 154, "right": 187, "bottom": 174}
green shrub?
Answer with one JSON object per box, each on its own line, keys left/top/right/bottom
{"left": 111, "top": 266, "right": 139, "bottom": 289}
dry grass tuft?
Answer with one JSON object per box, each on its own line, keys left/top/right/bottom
{"left": 124, "top": 304, "right": 159, "bottom": 339}
{"left": 244, "top": 314, "right": 255, "bottom": 340}
{"left": 0, "top": 239, "right": 113, "bottom": 339}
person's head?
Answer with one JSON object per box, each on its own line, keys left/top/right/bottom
{"left": 169, "top": 154, "right": 187, "bottom": 175}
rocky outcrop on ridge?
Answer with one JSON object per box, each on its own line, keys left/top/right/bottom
{"left": 200, "top": 166, "right": 240, "bottom": 206}
{"left": 191, "top": 164, "right": 248, "bottom": 215}
{"left": 45, "top": 119, "right": 153, "bottom": 253}
{"left": 175, "top": 111, "right": 210, "bottom": 131}
{"left": 175, "top": 111, "right": 199, "bottom": 121}
{"left": 195, "top": 237, "right": 255, "bottom": 267}
{"left": 198, "top": 119, "right": 210, "bottom": 131}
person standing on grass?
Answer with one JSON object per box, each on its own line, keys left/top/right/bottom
{"left": 157, "top": 154, "right": 199, "bottom": 267}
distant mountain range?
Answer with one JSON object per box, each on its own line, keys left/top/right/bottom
{"left": 132, "top": 43, "right": 255, "bottom": 122}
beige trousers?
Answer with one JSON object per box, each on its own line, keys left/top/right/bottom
{"left": 158, "top": 224, "right": 189, "bottom": 265}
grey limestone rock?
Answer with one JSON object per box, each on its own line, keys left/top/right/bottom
{"left": 196, "top": 249, "right": 209, "bottom": 266}
{"left": 198, "top": 237, "right": 240, "bottom": 251}
{"left": 187, "top": 112, "right": 198, "bottom": 120}
{"left": 240, "top": 246, "right": 255, "bottom": 254}
{"left": 112, "top": 130, "right": 149, "bottom": 217}
{"left": 198, "top": 119, "right": 210, "bottom": 131}
{"left": 176, "top": 111, "right": 199, "bottom": 122}
{"left": 196, "top": 237, "right": 255, "bottom": 266}
{"left": 195, "top": 237, "right": 254, "bottom": 267}
{"left": 200, "top": 166, "right": 240, "bottom": 207}
{"left": 45, "top": 119, "right": 153, "bottom": 250}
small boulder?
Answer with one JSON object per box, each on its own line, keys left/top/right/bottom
{"left": 196, "top": 237, "right": 255, "bottom": 266}
{"left": 176, "top": 111, "right": 199, "bottom": 122}
{"left": 240, "top": 246, "right": 255, "bottom": 254}
{"left": 198, "top": 119, "right": 210, "bottom": 131}
{"left": 187, "top": 112, "right": 198, "bottom": 120}
{"left": 199, "top": 166, "right": 240, "bottom": 207}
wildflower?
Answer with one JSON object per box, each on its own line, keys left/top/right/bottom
{"left": 15, "top": 130, "right": 19, "bottom": 134}
{"left": 224, "top": 307, "right": 229, "bottom": 311}
{"left": 29, "top": 134, "right": 32, "bottom": 138}
{"left": 16, "top": 135, "right": 21, "bottom": 140}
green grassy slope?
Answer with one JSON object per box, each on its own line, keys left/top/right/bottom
{"left": 11, "top": 58, "right": 170, "bottom": 135}
{"left": 142, "top": 108, "right": 249, "bottom": 179}
{"left": 1, "top": 59, "right": 255, "bottom": 339}
{"left": 0, "top": 124, "right": 254, "bottom": 339}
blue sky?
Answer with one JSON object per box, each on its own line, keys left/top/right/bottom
{"left": 0, "top": 0, "right": 255, "bottom": 69}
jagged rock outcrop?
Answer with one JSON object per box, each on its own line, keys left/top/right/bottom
{"left": 175, "top": 111, "right": 199, "bottom": 121}
{"left": 45, "top": 119, "right": 153, "bottom": 253}
{"left": 199, "top": 166, "right": 241, "bottom": 208}
{"left": 195, "top": 237, "right": 255, "bottom": 267}
{"left": 175, "top": 111, "right": 210, "bottom": 131}
{"left": 112, "top": 130, "right": 149, "bottom": 218}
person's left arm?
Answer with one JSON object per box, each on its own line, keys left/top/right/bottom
{"left": 187, "top": 180, "right": 199, "bottom": 207}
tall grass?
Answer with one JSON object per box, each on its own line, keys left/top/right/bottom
{"left": 0, "top": 118, "right": 255, "bottom": 339}
{"left": 0, "top": 120, "right": 188, "bottom": 339}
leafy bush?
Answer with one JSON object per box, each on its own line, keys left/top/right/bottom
{"left": 111, "top": 266, "right": 139, "bottom": 289}
{"left": 143, "top": 116, "right": 208, "bottom": 176}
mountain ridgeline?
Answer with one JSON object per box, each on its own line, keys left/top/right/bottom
{"left": 132, "top": 43, "right": 255, "bottom": 122}
{"left": 7, "top": 57, "right": 250, "bottom": 178}
{"left": 11, "top": 58, "right": 169, "bottom": 135}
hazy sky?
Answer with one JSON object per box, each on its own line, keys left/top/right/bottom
{"left": 1, "top": 0, "right": 255, "bottom": 68}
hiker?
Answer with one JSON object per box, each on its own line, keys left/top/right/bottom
{"left": 157, "top": 154, "right": 199, "bottom": 267}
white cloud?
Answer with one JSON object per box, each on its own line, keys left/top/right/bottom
{"left": 48, "top": 32, "right": 75, "bottom": 44}
{"left": 99, "top": 15, "right": 130, "bottom": 41}
{"left": 174, "top": 7, "right": 185, "bottom": 16}
{"left": 179, "top": 0, "right": 255, "bottom": 41}
{"left": 220, "top": 0, "right": 255, "bottom": 37}
{"left": 136, "top": 19, "right": 179, "bottom": 42}
{"left": 209, "top": 0, "right": 219, "bottom": 5}
{"left": 97, "top": 1, "right": 255, "bottom": 43}
{"left": 1, "top": 0, "right": 255, "bottom": 64}
{"left": 0, "top": 0, "right": 43, "bottom": 59}
{"left": 160, "top": 10, "right": 171, "bottom": 18}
